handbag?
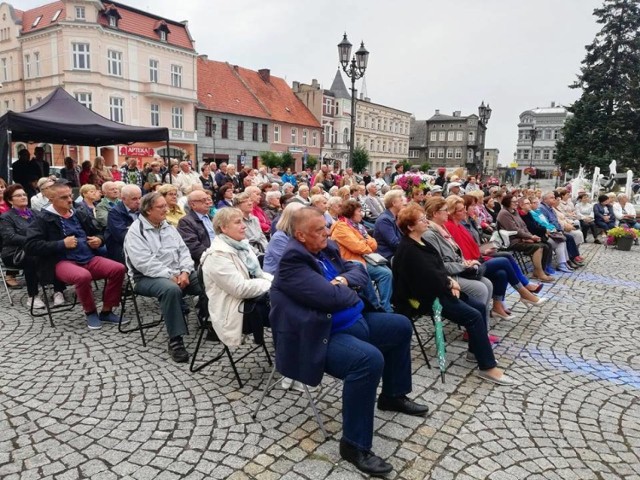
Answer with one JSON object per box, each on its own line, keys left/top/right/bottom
{"left": 549, "top": 232, "right": 566, "bottom": 242}
{"left": 459, "top": 263, "right": 486, "bottom": 280}
{"left": 12, "top": 248, "right": 26, "bottom": 267}
{"left": 363, "top": 252, "right": 388, "bottom": 266}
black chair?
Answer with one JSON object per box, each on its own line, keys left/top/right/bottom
{"left": 30, "top": 284, "right": 77, "bottom": 328}
{"left": 118, "top": 275, "right": 164, "bottom": 347}
{"left": 189, "top": 265, "right": 272, "bottom": 388}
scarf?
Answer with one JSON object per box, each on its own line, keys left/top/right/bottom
{"left": 13, "top": 207, "right": 33, "bottom": 220}
{"left": 218, "top": 234, "right": 261, "bottom": 277}
{"left": 344, "top": 217, "right": 369, "bottom": 238}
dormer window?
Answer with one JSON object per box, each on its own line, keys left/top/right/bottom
{"left": 52, "top": 9, "right": 62, "bottom": 22}
{"left": 104, "top": 6, "right": 121, "bottom": 28}
{"left": 75, "top": 6, "right": 85, "bottom": 20}
{"left": 153, "top": 21, "right": 171, "bottom": 43}
{"left": 32, "top": 16, "right": 42, "bottom": 27}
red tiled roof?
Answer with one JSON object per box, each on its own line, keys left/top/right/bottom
{"left": 197, "top": 58, "right": 269, "bottom": 119}
{"left": 19, "top": 1, "right": 194, "bottom": 51}
{"left": 234, "top": 66, "right": 321, "bottom": 128}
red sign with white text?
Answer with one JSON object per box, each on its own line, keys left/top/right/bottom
{"left": 118, "top": 146, "right": 155, "bottom": 157}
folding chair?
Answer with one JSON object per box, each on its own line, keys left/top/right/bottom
{"left": 0, "top": 260, "right": 16, "bottom": 306}
{"left": 253, "top": 363, "right": 340, "bottom": 440}
{"left": 189, "top": 265, "right": 272, "bottom": 388}
{"left": 118, "top": 275, "right": 164, "bottom": 347}
{"left": 30, "top": 283, "right": 77, "bottom": 328}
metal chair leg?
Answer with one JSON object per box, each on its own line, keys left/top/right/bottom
{"left": 252, "top": 363, "right": 278, "bottom": 420}
{"left": 304, "top": 384, "right": 328, "bottom": 440}
{"left": 0, "top": 267, "right": 13, "bottom": 306}
{"left": 411, "top": 316, "right": 432, "bottom": 369}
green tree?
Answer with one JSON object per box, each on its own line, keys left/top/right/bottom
{"left": 351, "top": 146, "right": 369, "bottom": 173}
{"left": 260, "top": 151, "right": 281, "bottom": 169}
{"left": 400, "top": 160, "right": 412, "bottom": 173}
{"left": 280, "top": 151, "right": 295, "bottom": 170}
{"left": 419, "top": 162, "right": 431, "bottom": 172}
{"left": 556, "top": 0, "right": 640, "bottom": 173}
{"left": 305, "top": 154, "right": 318, "bottom": 169}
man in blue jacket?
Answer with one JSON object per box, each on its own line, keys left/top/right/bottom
{"left": 270, "top": 207, "right": 428, "bottom": 477}
{"left": 373, "top": 190, "right": 404, "bottom": 261}
{"left": 105, "top": 185, "right": 141, "bottom": 264}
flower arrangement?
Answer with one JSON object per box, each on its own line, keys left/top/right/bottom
{"left": 393, "top": 173, "right": 433, "bottom": 195}
{"left": 606, "top": 225, "right": 640, "bottom": 245}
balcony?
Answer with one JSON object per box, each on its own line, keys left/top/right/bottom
{"left": 169, "top": 129, "right": 197, "bottom": 143}
{"left": 142, "top": 82, "right": 197, "bottom": 103}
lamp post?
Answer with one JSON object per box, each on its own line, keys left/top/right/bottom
{"left": 338, "top": 33, "right": 369, "bottom": 170}
{"left": 476, "top": 101, "right": 492, "bottom": 179}
{"left": 528, "top": 126, "right": 538, "bottom": 187}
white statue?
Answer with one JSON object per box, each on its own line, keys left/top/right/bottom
{"left": 609, "top": 160, "right": 617, "bottom": 177}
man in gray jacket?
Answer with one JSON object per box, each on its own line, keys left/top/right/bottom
{"left": 124, "top": 192, "right": 203, "bottom": 363}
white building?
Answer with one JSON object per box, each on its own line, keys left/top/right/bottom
{"left": 515, "top": 102, "right": 571, "bottom": 180}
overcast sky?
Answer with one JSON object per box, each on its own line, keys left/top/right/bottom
{"left": 20, "top": 0, "right": 605, "bottom": 166}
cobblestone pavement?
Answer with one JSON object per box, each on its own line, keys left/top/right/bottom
{"left": 1, "top": 242, "right": 639, "bottom": 480}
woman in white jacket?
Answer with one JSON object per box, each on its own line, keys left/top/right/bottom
{"left": 201, "top": 207, "right": 272, "bottom": 347}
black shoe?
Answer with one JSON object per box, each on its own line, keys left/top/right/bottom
{"left": 339, "top": 440, "right": 392, "bottom": 477}
{"left": 594, "top": 238, "right": 602, "bottom": 244}
{"left": 168, "top": 336, "right": 189, "bottom": 363}
{"left": 377, "top": 394, "right": 429, "bottom": 417}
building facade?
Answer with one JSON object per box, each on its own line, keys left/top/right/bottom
{"left": 515, "top": 102, "right": 569, "bottom": 180}
{"left": 411, "top": 109, "right": 488, "bottom": 174}
{"left": 0, "top": 0, "right": 198, "bottom": 166}
{"left": 483, "top": 148, "right": 499, "bottom": 176}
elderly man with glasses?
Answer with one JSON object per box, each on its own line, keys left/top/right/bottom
{"left": 177, "top": 190, "right": 215, "bottom": 266}
{"left": 124, "top": 192, "right": 205, "bottom": 363}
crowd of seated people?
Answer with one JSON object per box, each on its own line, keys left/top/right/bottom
{"left": 4, "top": 151, "right": 632, "bottom": 477}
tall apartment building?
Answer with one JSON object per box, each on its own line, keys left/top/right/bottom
{"left": 515, "top": 102, "right": 570, "bottom": 179}
{"left": 197, "top": 58, "right": 321, "bottom": 172}
{"left": 0, "top": 0, "right": 198, "bottom": 166}
{"left": 410, "top": 108, "right": 488, "bottom": 174}
{"left": 294, "top": 71, "right": 411, "bottom": 173}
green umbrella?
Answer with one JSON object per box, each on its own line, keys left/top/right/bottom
{"left": 432, "top": 298, "right": 446, "bottom": 383}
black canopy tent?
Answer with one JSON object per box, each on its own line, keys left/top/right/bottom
{"left": 0, "top": 87, "right": 170, "bottom": 181}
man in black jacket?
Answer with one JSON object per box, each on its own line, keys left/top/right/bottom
{"left": 105, "top": 185, "right": 141, "bottom": 264}
{"left": 25, "top": 181, "right": 126, "bottom": 330}
{"left": 177, "top": 190, "right": 214, "bottom": 265}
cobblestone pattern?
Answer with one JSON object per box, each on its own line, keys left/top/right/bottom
{"left": 0, "top": 243, "right": 639, "bottom": 479}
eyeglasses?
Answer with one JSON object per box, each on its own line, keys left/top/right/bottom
{"left": 194, "top": 198, "right": 213, "bottom": 203}
{"left": 418, "top": 215, "right": 429, "bottom": 223}
{"left": 455, "top": 207, "right": 466, "bottom": 213}
{"left": 437, "top": 207, "right": 448, "bottom": 213}
{"left": 11, "top": 193, "right": 27, "bottom": 198}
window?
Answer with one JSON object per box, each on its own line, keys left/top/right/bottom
{"left": 446, "top": 148, "right": 453, "bottom": 159}
{"left": 437, "top": 148, "right": 444, "bottom": 159}
{"left": 75, "top": 92, "right": 92, "bottom": 110}
{"left": 438, "top": 131, "right": 445, "bottom": 141}
{"left": 34, "top": 52, "right": 40, "bottom": 77}
{"left": 291, "top": 127, "right": 297, "bottom": 144}
{"left": 312, "top": 131, "right": 318, "bottom": 147}
{"left": 468, "top": 131, "right": 475, "bottom": 142}
{"left": 252, "top": 122, "right": 258, "bottom": 142}
{"left": 369, "top": 139, "right": 374, "bottom": 151}
{"left": 274, "top": 124, "right": 280, "bottom": 143}
{"left": 52, "top": 9, "right": 62, "bottom": 22}
{"left": 383, "top": 119, "right": 387, "bottom": 131}
{"left": 72, "top": 43, "right": 90, "bottom": 70}
{"left": 159, "top": 30, "right": 167, "bottom": 42}
{"left": 553, "top": 130, "right": 559, "bottom": 140}
{"left": 430, "top": 131, "right": 437, "bottom": 142}
{"left": 149, "top": 59, "right": 158, "bottom": 83}
{"left": 429, "top": 149, "right": 436, "bottom": 159}
{"left": 24, "top": 54, "right": 31, "bottom": 78}
{"left": 221, "top": 118, "right": 228, "bottom": 139}
{"left": 543, "top": 129, "right": 551, "bottom": 140}
{"left": 1, "top": 58, "right": 7, "bottom": 82}
{"left": 32, "top": 16, "right": 42, "bottom": 28}
{"left": 108, "top": 15, "right": 117, "bottom": 27}
{"left": 523, "top": 150, "right": 530, "bottom": 160}
{"left": 171, "top": 106, "right": 183, "bottom": 129}
{"left": 377, "top": 119, "right": 381, "bottom": 130}
{"left": 107, "top": 50, "right": 122, "bottom": 77}
{"left": 534, "top": 149, "right": 541, "bottom": 160}
{"left": 303, "top": 129, "right": 308, "bottom": 145}
{"left": 110, "top": 97, "right": 124, "bottom": 123}
{"left": 262, "top": 124, "right": 268, "bottom": 143}
{"left": 543, "top": 149, "right": 550, "bottom": 160}
{"left": 447, "top": 131, "right": 454, "bottom": 141}
{"left": 204, "top": 116, "right": 213, "bottom": 137}
{"left": 237, "top": 120, "right": 244, "bottom": 140}
{"left": 75, "top": 6, "right": 86, "bottom": 20}
{"left": 324, "top": 98, "right": 332, "bottom": 115}
{"left": 455, "top": 148, "right": 462, "bottom": 159}
{"left": 27, "top": 98, "right": 32, "bottom": 107}
{"left": 552, "top": 149, "right": 557, "bottom": 159}
{"left": 456, "top": 131, "right": 463, "bottom": 141}
{"left": 150, "top": 104, "right": 159, "bottom": 126}
{"left": 324, "top": 125, "right": 332, "bottom": 144}
{"left": 342, "top": 128, "right": 348, "bottom": 145}
{"left": 170, "top": 64, "right": 182, "bottom": 87}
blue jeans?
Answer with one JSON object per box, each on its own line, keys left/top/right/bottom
{"left": 364, "top": 263, "right": 393, "bottom": 313}
{"left": 439, "top": 295, "right": 497, "bottom": 371}
{"left": 483, "top": 256, "right": 523, "bottom": 299}
{"left": 491, "top": 252, "right": 529, "bottom": 285}
{"left": 325, "top": 312, "right": 412, "bottom": 450}
{"left": 565, "top": 234, "right": 579, "bottom": 259}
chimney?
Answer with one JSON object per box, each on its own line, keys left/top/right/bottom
{"left": 258, "top": 68, "right": 270, "bottom": 82}
{"left": 292, "top": 81, "right": 300, "bottom": 91}
{"left": 312, "top": 79, "right": 319, "bottom": 88}
{"left": 453, "top": 110, "right": 461, "bottom": 117}
{"left": 198, "top": 54, "right": 208, "bottom": 61}
{"left": 435, "top": 109, "right": 440, "bottom": 115}
{"left": 551, "top": 101, "right": 556, "bottom": 107}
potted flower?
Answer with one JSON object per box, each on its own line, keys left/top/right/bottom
{"left": 606, "top": 225, "right": 640, "bottom": 251}
{"left": 393, "top": 172, "right": 433, "bottom": 196}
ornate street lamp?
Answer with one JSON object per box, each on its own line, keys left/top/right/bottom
{"left": 527, "top": 126, "right": 538, "bottom": 187}
{"left": 474, "top": 101, "right": 492, "bottom": 178}
{"left": 338, "top": 33, "right": 369, "bottom": 170}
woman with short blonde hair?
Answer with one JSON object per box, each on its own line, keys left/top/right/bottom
{"left": 263, "top": 203, "right": 305, "bottom": 275}
{"left": 158, "top": 184, "right": 185, "bottom": 226}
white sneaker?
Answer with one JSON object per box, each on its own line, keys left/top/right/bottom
{"left": 30, "top": 296, "right": 46, "bottom": 309}
{"left": 53, "top": 292, "right": 65, "bottom": 306}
